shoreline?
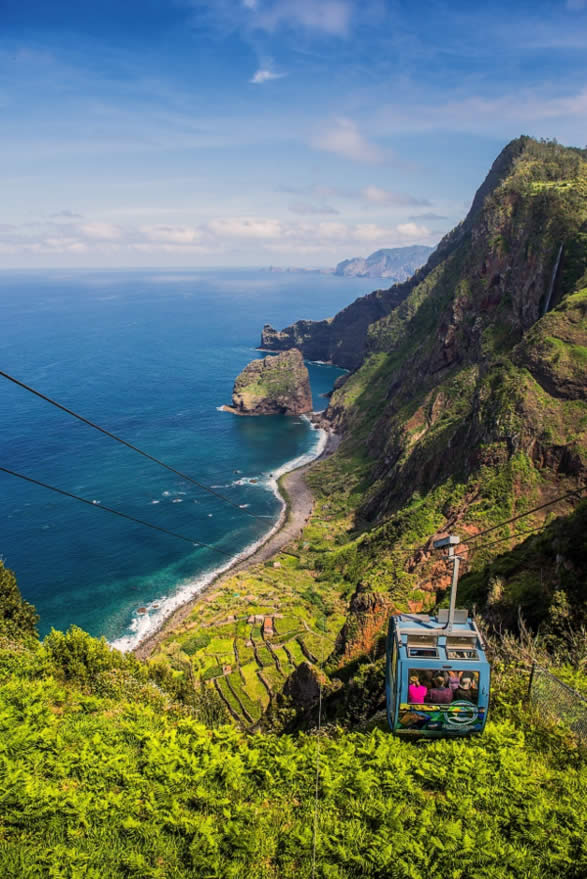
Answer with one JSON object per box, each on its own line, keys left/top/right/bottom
{"left": 132, "top": 428, "right": 340, "bottom": 661}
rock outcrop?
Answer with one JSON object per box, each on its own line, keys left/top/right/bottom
{"left": 260, "top": 285, "right": 410, "bottom": 370}
{"left": 227, "top": 349, "right": 312, "bottom": 415}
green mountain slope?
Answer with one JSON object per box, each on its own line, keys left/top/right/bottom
{"left": 315, "top": 137, "right": 586, "bottom": 624}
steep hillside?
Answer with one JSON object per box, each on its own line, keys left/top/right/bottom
{"left": 306, "top": 137, "right": 587, "bottom": 651}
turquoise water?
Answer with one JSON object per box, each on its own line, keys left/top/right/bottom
{"left": 0, "top": 269, "right": 371, "bottom": 647}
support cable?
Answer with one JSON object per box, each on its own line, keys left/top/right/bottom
{"left": 461, "top": 523, "right": 549, "bottom": 555}
{"left": 0, "top": 466, "right": 233, "bottom": 558}
{"left": 377, "top": 485, "right": 586, "bottom": 565}
{"left": 0, "top": 369, "right": 269, "bottom": 523}
{"left": 460, "top": 488, "right": 585, "bottom": 544}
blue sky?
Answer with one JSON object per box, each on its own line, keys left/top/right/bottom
{"left": 1, "top": 0, "right": 586, "bottom": 267}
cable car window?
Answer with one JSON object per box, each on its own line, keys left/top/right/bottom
{"left": 407, "top": 647, "right": 439, "bottom": 658}
{"left": 446, "top": 648, "right": 479, "bottom": 660}
{"left": 408, "top": 669, "right": 479, "bottom": 704}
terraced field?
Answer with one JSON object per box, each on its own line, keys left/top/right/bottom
{"left": 151, "top": 552, "right": 347, "bottom": 727}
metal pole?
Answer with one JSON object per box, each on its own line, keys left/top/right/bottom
{"left": 446, "top": 547, "right": 460, "bottom": 633}
{"left": 527, "top": 661, "right": 536, "bottom": 703}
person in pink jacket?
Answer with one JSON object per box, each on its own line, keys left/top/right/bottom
{"left": 408, "top": 673, "right": 428, "bottom": 703}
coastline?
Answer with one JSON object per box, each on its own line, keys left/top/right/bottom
{"left": 132, "top": 427, "right": 340, "bottom": 661}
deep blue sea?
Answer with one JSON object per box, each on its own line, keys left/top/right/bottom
{"left": 0, "top": 269, "right": 372, "bottom": 648}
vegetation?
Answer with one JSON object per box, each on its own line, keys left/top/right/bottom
{"left": 1, "top": 137, "right": 586, "bottom": 876}
{"left": 0, "top": 620, "right": 586, "bottom": 878}
{"left": 0, "top": 559, "right": 38, "bottom": 641}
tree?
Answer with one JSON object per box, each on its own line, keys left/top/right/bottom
{"left": 0, "top": 559, "right": 38, "bottom": 640}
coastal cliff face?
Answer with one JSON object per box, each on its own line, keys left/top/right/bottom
{"left": 229, "top": 349, "right": 312, "bottom": 415}
{"left": 260, "top": 285, "right": 409, "bottom": 370}
{"left": 328, "top": 138, "right": 587, "bottom": 512}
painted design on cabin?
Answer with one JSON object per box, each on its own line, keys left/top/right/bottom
{"left": 398, "top": 703, "right": 485, "bottom": 732}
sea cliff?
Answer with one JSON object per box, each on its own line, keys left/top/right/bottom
{"left": 225, "top": 349, "right": 312, "bottom": 415}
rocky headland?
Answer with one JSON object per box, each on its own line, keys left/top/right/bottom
{"left": 334, "top": 245, "right": 433, "bottom": 280}
{"left": 224, "top": 349, "right": 312, "bottom": 416}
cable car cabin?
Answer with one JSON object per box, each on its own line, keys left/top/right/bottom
{"left": 386, "top": 610, "right": 490, "bottom": 737}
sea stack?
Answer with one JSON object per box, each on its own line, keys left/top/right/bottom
{"left": 226, "top": 349, "right": 312, "bottom": 416}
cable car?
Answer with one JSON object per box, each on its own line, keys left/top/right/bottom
{"left": 386, "top": 535, "right": 490, "bottom": 737}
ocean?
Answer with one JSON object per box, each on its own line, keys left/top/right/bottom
{"left": 0, "top": 268, "right": 372, "bottom": 649}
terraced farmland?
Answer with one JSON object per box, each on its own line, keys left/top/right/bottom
{"left": 152, "top": 552, "right": 346, "bottom": 727}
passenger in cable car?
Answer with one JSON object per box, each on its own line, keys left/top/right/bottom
{"left": 408, "top": 673, "right": 428, "bottom": 703}
{"left": 427, "top": 672, "right": 453, "bottom": 704}
{"left": 454, "top": 671, "right": 478, "bottom": 703}
{"left": 448, "top": 671, "right": 461, "bottom": 693}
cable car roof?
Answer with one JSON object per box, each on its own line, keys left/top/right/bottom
{"left": 391, "top": 612, "right": 488, "bottom": 664}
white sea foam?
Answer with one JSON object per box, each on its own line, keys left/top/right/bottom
{"left": 110, "top": 421, "right": 328, "bottom": 654}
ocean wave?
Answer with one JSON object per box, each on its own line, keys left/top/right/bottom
{"left": 110, "top": 422, "right": 328, "bottom": 654}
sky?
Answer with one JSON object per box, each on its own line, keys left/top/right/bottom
{"left": 1, "top": 0, "right": 586, "bottom": 268}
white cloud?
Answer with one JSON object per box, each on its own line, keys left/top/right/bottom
{"left": 288, "top": 202, "right": 339, "bottom": 215}
{"left": 361, "top": 185, "right": 430, "bottom": 207}
{"left": 251, "top": 1, "right": 353, "bottom": 37}
{"left": 50, "top": 209, "right": 84, "bottom": 220}
{"left": 312, "top": 117, "right": 384, "bottom": 163}
{"left": 250, "top": 68, "right": 286, "bottom": 84}
{"left": 207, "top": 217, "right": 283, "bottom": 238}
{"left": 396, "top": 222, "right": 430, "bottom": 238}
{"left": 140, "top": 225, "right": 201, "bottom": 244}
{"left": 0, "top": 212, "right": 436, "bottom": 264}
{"left": 80, "top": 222, "right": 123, "bottom": 241}
{"left": 408, "top": 212, "right": 448, "bottom": 222}
{"left": 377, "top": 86, "right": 587, "bottom": 135}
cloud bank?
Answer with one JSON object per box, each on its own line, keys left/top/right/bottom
{"left": 0, "top": 213, "right": 434, "bottom": 261}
